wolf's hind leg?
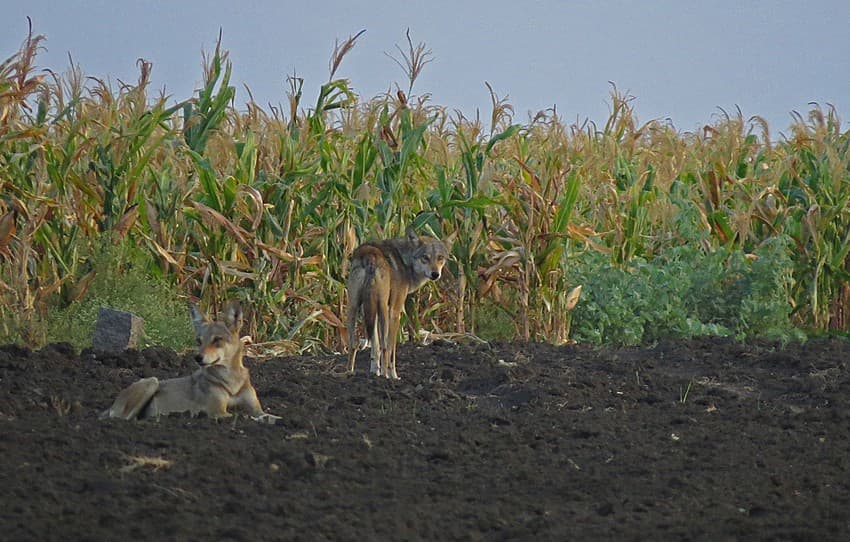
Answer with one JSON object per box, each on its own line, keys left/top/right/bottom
{"left": 100, "top": 377, "right": 159, "bottom": 420}
{"left": 346, "top": 302, "right": 360, "bottom": 374}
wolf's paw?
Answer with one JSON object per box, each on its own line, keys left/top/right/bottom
{"left": 252, "top": 412, "right": 283, "bottom": 425}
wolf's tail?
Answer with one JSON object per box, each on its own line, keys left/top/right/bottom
{"left": 360, "top": 251, "right": 381, "bottom": 333}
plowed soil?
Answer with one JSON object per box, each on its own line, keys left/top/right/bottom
{"left": 1, "top": 337, "right": 849, "bottom": 541}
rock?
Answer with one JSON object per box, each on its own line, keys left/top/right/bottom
{"left": 92, "top": 308, "right": 144, "bottom": 352}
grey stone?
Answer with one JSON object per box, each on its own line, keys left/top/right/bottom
{"left": 92, "top": 307, "right": 144, "bottom": 352}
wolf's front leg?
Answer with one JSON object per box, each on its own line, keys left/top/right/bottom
{"left": 236, "top": 386, "right": 282, "bottom": 425}
{"left": 369, "top": 335, "right": 383, "bottom": 377}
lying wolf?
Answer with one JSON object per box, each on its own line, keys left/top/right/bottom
{"left": 347, "top": 226, "right": 450, "bottom": 379}
{"left": 101, "top": 301, "right": 280, "bottom": 424}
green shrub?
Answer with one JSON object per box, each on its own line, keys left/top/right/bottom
{"left": 473, "top": 299, "right": 518, "bottom": 341}
{"left": 45, "top": 240, "right": 194, "bottom": 351}
{"left": 569, "top": 236, "right": 803, "bottom": 345}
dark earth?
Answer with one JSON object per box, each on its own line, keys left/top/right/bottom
{"left": 1, "top": 336, "right": 849, "bottom": 541}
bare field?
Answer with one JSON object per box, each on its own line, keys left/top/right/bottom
{"left": 1, "top": 337, "right": 849, "bottom": 540}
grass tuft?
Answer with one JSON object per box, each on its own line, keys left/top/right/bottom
{"left": 120, "top": 455, "right": 173, "bottom": 473}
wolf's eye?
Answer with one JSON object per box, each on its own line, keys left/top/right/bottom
{"left": 212, "top": 337, "right": 222, "bottom": 347}
{"left": 421, "top": 255, "right": 430, "bottom": 262}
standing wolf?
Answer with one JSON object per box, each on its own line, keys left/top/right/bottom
{"left": 347, "top": 226, "right": 449, "bottom": 379}
{"left": 101, "top": 301, "right": 279, "bottom": 424}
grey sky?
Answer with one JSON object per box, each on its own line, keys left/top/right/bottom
{"left": 4, "top": 1, "right": 849, "bottom": 133}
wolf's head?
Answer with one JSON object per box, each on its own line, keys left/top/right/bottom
{"left": 190, "top": 300, "right": 244, "bottom": 369}
{"left": 407, "top": 227, "right": 450, "bottom": 282}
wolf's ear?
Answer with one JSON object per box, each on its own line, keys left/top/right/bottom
{"left": 190, "top": 304, "right": 208, "bottom": 337}
{"left": 442, "top": 229, "right": 458, "bottom": 253}
{"left": 223, "top": 300, "right": 243, "bottom": 333}
{"left": 405, "top": 226, "right": 421, "bottom": 246}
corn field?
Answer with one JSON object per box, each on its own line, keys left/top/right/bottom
{"left": 1, "top": 28, "right": 848, "bottom": 351}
